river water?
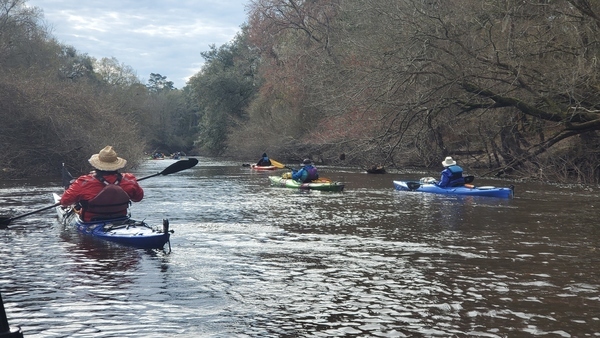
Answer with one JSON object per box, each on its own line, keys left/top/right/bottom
{"left": 0, "top": 158, "right": 598, "bottom": 337}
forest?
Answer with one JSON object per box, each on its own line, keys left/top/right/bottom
{"left": 1, "top": 0, "right": 599, "bottom": 184}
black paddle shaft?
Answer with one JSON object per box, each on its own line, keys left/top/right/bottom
{"left": 0, "top": 203, "right": 60, "bottom": 227}
{"left": 0, "top": 158, "right": 199, "bottom": 227}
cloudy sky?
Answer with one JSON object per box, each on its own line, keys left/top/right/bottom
{"left": 26, "top": 0, "right": 250, "bottom": 89}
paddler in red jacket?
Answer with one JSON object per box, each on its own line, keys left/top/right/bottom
{"left": 60, "top": 146, "right": 144, "bottom": 222}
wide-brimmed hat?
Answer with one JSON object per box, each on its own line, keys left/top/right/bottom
{"left": 302, "top": 158, "right": 313, "bottom": 165}
{"left": 441, "top": 156, "right": 457, "bottom": 167}
{"left": 88, "top": 146, "right": 127, "bottom": 171}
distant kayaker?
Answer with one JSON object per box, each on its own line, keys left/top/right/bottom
{"left": 436, "top": 156, "right": 466, "bottom": 188}
{"left": 292, "top": 159, "right": 319, "bottom": 183}
{"left": 60, "top": 146, "right": 144, "bottom": 221}
{"left": 256, "top": 153, "right": 272, "bottom": 166}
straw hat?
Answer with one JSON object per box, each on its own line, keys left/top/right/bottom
{"left": 88, "top": 146, "right": 127, "bottom": 171}
{"left": 441, "top": 156, "right": 457, "bottom": 167}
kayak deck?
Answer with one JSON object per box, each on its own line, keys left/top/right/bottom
{"left": 251, "top": 164, "right": 278, "bottom": 170}
{"left": 269, "top": 176, "right": 345, "bottom": 192}
{"left": 53, "top": 193, "right": 171, "bottom": 250}
{"left": 393, "top": 180, "right": 514, "bottom": 199}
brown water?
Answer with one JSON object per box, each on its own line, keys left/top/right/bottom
{"left": 0, "top": 158, "right": 598, "bottom": 337}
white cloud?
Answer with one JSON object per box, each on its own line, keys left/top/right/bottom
{"left": 27, "top": 0, "right": 249, "bottom": 88}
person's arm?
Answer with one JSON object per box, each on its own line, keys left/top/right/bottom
{"left": 121, "top": 173, "right": 144, "bottom": 202}
{"left": 292, "top": 168, "right": 303, "bottom": 181}
{"left": 60, "top": 177, "right": 84, "bottom": 206}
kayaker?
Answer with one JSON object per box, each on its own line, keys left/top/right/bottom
{"left": 60, "top": 146, "right": 144, "bottom": 221}
{"left": 292, "top": 159, "right": 319, "bottom": 183}
{"left": 256, "top": 153, "right": 272, "bottom": 166}
{"left": 436, "top": 156, "right": 466, "bottom": 188}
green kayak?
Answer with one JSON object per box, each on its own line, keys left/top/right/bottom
{"left": 269, "top": 176, "right": 345, "bottom": 192}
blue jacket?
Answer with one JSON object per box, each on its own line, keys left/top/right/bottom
{"left": 292, "top": 165, "right": 319, "bottom": 183}
{"left": 257, "top": 156, "right": 271, "bottom": 166}
{"left": 437, "top": 165, "right": 465, "bottom": 188}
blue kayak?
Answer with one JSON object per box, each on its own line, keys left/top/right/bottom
{"left": 53, "top": 193, "right": 172, "bottom": 250}
{"left": 393, "top": 180, "right": 514, "bottom": 199}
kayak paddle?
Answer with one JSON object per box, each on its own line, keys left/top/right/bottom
{"left": 137, "top": 157, "right": 198, "bottom": 181}
{"left": 272, "top": 159, "right": 336, "bottom": 182}
{"left": 270, "top": 159, "right": 295, "bottom": 171}
{"left": 0, "top": 203, "right": 62, "bottom": 228}
{"left": 0, "top": 158, "right": 199, "bottom": 228}
{"left": 406, "top": 175, "right": 475, "bottom": 191}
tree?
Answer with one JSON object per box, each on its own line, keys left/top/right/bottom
{"left": 236, "top": 0, "right": 341, "bottom": 160}
{"left": 240, "top": 0, "right": 600, "bottom": 182}
{"left": 147, "top": 73, "right": 175, "bottom": 92}
{"left": 0, "top": 0, "right": 150, "bottom": 178}
{"left": 188, "top": 27, "right": 258, "bottom": 155}
{"left": 94, "top": 57, "right": 140, "bottom": 87}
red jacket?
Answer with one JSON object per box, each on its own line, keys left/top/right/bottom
{"left": 60, "top": 172, "right": 144, "bottom": 221}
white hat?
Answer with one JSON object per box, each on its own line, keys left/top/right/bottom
{"left": 88, "top": 146, "right": 127, "bottom": 171}
{"left": 442, "top": 156, "right": 457, "bottom": 167}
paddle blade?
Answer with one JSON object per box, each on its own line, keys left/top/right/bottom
{"left": 464, "top": 175, "right": 474, "bottom": 184}
{"left": 61, "top": 163, "right": 74, "bottom": 189}
{"left": 0, "top": 202, "right": 61, "bottom": 227}
{"left": 270, "top": 159, "right": 285, "bottom": 169}
{"left": 0, "top": 217, "right": 11, "bottom": 228}
{"left": 161, "top": 158, "right": 198, "bottom": 175}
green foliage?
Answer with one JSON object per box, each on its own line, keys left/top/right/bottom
{"left": 188, "top": 27, "right": 258, "bottom": 155}
{"left": 140, "top": 87, "right": 198, "bottom": 153}
{"left": 147, "top": 73, "right": 175, "bottom": 92}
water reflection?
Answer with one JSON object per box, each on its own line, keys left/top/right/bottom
{"left": 59, "top": 230, "right": 143, "bottom": 283}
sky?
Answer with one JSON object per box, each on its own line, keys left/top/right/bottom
{"left": 26, "top": 0, "right": 250, "bottom": 89}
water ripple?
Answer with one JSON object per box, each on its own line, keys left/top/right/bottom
{"left": 0, "top": 159, "right": 599, "bottom": 336}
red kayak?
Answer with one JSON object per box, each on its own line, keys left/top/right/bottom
{"left": 251, "top": 164, "right": 278, "bottom": 171}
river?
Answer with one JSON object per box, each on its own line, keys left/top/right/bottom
{"left": 0, "top": 157, "right": 598, "bottom": 337}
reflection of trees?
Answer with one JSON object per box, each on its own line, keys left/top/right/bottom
{"left": 243, "top": 0, "right": 600, "bottom": 183}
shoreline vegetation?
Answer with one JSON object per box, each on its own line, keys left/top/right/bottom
{"left": 1, "top": 1, "right": 600, "bottom": 185}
